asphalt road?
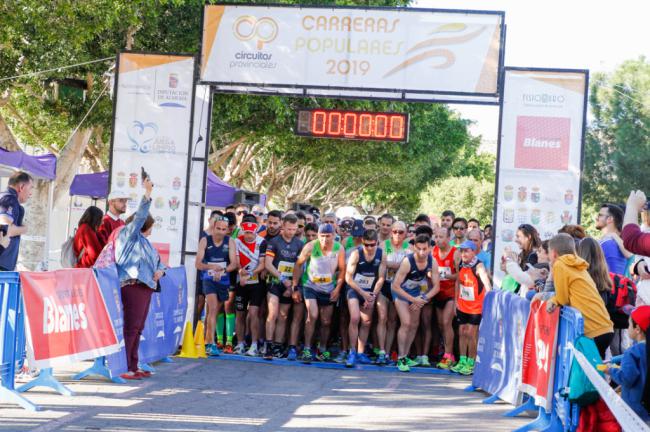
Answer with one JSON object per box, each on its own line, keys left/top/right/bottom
{"left": 0, "top": 356, "right": 532, "bottom": 431}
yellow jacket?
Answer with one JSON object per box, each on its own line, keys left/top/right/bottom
{"left": 550, "top": 254, "right": 613, "bottom": 338}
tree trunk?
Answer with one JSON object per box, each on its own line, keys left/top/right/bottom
{"left": 52, "top": 128, "right": 94, "bottom": 207}
{"left": 0, "top": 111, "right": 19, "bottom": 151}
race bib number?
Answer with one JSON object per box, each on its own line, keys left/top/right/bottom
{"left": 246, "top": 274, "right": 259, "bottom": 285}
{"left": 354, "top": 274, "right": 375, "bottom": 290}
{"left": 278, "top": 261, "right": 295, "bottom": 279}
{"left": 312, "top": 273, "right": 333, "bottom": 284}
{"left": 460, "top": 284, "right": 475, "bottom": 301}
{"left": 439, "top": 266, "right": 451, "bottom": 280}
{"left": 419, "top": 280, "right": 429, "bottom": 294}
{"left": 386, "top": 268, "right": 396, "bottom": 281}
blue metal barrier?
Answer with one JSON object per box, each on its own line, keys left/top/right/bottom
{"left": 0, "top": 272, "right": 39, "bottom": 411}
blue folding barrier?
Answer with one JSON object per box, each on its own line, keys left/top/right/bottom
{"left": 0, "top": 272, "right": 39, "bottom": 411}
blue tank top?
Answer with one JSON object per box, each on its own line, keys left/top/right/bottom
{"left": 401, "top": 254, "right": 432, "bottom": 293}
{"left": 202, "top": 235, "right": 230, "bottom": 285}
{"left": 350, "top": 247, "right": 382, "bottom": 291}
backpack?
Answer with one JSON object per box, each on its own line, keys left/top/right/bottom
{"left": 568, "top": 336, "right": 603, "bottom": 406}
{"left": 93, "top": 226, "right": 123, "bottom": 269}
{"left": 60, "top": 234, "right": 84, "bottom": 268}
{"left": 606, "top": 273, "right": 637, "bottom": 328}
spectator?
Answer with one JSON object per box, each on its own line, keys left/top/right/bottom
{"left": 114, "top": 177, "right": 166, "bottom": 380}
{"left": 502, "top": 240, "right": 550, "bottom": 299}
{"left": 482, "top": 224, "right": 493, "bottom": 252}
{"left": 515, "top": 224, "right": 541, "bottom": 269}
{"left": 623, "top": 190, "right": 650, "bottom": 256}
{"left": 597, "top": 203, "right": 632, "bottom": 274}
{"left": 0, "top": 228, "right": 9, "bottom": 255}
{"left": 73, "top": 206, "right": 105, "bottom": 268}
{"left": 558, "top": 224, "right": 587, "bottom": 246}
{"left": 546, "top": 233, "right": 614, "bottom": 358}
{"left": 0, "top": 171, "right": 33, "bottom": 271}
{"left": 98, "top": 190, "right": 129, "bottom": 245}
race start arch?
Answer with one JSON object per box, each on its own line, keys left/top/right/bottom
{"left": 107, "top": 3, "right": 589, "bottom": 324}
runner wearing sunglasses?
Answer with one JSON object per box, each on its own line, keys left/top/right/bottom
{"left": 450, "top": 217, "right": 468, "bottom": 247}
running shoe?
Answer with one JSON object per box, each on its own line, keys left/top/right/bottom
{"left": 317, "top": 350, "right": 331, "bottom": 362}
{"left": 272, "top": 344, "right": 284, "bottom": 358}
{"left": 135, "top": 370, "right": 152, "bottom": 378}
{"left": 390, "top": 351, "right": 398, "bottom": 362}
{"left": 419, "top": 355, "right": 431, "bottom": 367}
{"left": 334, "top": 351, "right": 347, "bottom": 364}
{"left": 450, "top": 358, "right": 467, "bottom": 374}
{"left": 206, "top": 344, "right": 221, "bottom": 357}
{"left": 263, "top": 342, "right": 273, "bottom": 360}
{"left": 436, "top": 354, "right": 455, "bottom": 370}
{"left": 397, "top": 357, "right": 410, "bottom": 372}
{"left": 300, "top": 348, "right": 313, "bottom": 364}
{"left": 223, "top": 344, "right": 234, "bottom": 354}
{"left": 287, "top": 346, "right": 298, "bottom": 361}
{"left": 216, "top": 342, "right": 224, "bottom": 350}
{"left": 356, "top": 353, "right": 372, "bottom": 365}
{"left": 245, "top": 345, "right": 258, "bottom": 357}
{"left": 345, "top": 351, "right": 356, "bottom": 368}
{"left": 459, "top": 359, "right": 475, "bottom": 376}
{"left": 376, "top": 352, "right": 388, "bottom": 366}
{"left": 405, "top": 357, "right": 419, "bottom": 368}
{"left": 233, "top": 344, "right": 246, "bottom": 355}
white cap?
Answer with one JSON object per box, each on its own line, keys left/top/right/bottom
{"left": 107, "top": 190, "right": 130, "bottom": 200}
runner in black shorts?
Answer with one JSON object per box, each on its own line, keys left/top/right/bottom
{"left": 263, "top": 214, "right": 304, "bottom": 359}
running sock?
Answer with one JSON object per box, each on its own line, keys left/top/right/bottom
{"left": 216, "top": 313, "right": 225, "bottom": 344}
{"left": 226, "top": 313, "right": 235, "bottom": 344}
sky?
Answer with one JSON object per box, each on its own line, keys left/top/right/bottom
{"left": 412, "top": 0, "right": 650, "bottom": 145}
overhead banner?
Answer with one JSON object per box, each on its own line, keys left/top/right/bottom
{"left": 20, "top": 269, "right": 120, "bottom": 368}
{"left": 109, "top": 52, "right": 196, "bottom": 267}
{"left": 492, "top": 68, "right": 588, "bottom": 286}
{"left": 201, "top": 4, "right": 504, "bottom": 102}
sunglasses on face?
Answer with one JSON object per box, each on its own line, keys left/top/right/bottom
{"left": 213, "top": 216, "right": 228, "bottom": 222}
{"left": 453, "top": 226, "right": 466, "bottom": 230}
{"left": 392, "top": 230, "right": 405, "bottom": 234}
{"left": 408, "top": 230, "right": 416, "bottom": 234}
{"left": 363, "top": 242, "right": 377, "bottom": 247}
{"left": 237, "top": 211, "right": 247, "bottom": 215}
{"left": 252, "top": 211, "right": 263, "bottom": 216}
{"left": 298, "top": 224, "right": 305, "bottom": 228}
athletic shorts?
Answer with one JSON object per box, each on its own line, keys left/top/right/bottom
{"left": 235, "top": 283, "right": 265, "bottom": 311}
{"left": 346, "top": 286, "right": 373, "bottom": 302}
{"left": 268, "top": 282, "right": 294, "bottom": 305}
{"left": 381, "top": 281, "right": 394, "bottom": 301}
{"left": 456, "top": 309, "right": 482, "bottom": 326}
{"left": 202, "top": 280, "right": 229, "bottom": 302}
{"left": 303, "top": 286, "right": 335, "bottom": 306}
{"left": 434, "top": 295, "right": 454, "bottom": 310}
{"left": 393, "top": 286, "right": 421, "bottom": 305}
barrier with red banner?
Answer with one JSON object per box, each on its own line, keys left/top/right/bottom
{"left": 19, "top": 269, "right": 120, "bottom": 369}
{"left": 520, "top": 298, "right": 560, "bottom": 411}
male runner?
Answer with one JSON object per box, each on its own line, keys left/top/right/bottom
{"left": 195, "top": 215, "right": 238, "bottom": 356}
{"left": 234, "top": 214, "right": 267, "bottom": 356}
{"left": 391, "top": 234, "right": 440, "bottom": 372}
{"left": 378, "top": 214, "right": 394, "bottom": 243}
{"left": 450, "top": 217, "right": 468, "bottom": 247}
{"left": 432, "top": 227, "right": 459, "bottom": 369}
{"left": 440, "top": 210, "right": 455, "bottom": 229}
{"left": 263, "top": 214, "right": 304, "bottom": 360}
{"left": 263, "top": 209, "right": 282, "bottom": 242}
{"left": 377, "top": 221, "right": 410, "bottom": 365}
{"left": 344, "top": 229, "right": 386, "bottom": 367}
{"left": 293, "top": 223, "right": 345, "bottom": 363}
{"left": 451, "top": 240, "right": 492, "bottom": 375}
{"left": 295, "top": 212, "right": 307, "bottom": 240}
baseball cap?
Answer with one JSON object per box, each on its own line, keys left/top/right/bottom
{"left": 631, "top": 306, "right": 650, "bottom": 331}
{"left": 318, "top": 223, "right": 335, "bottom": 234}
{"left": 458, "top": 240, "right": 477, "bottom": 251}
{"left": 351, "top": 219, "right": 365, "bottom": 237}
{"left": 107, "top": 190, "right": 129, "bottom": 200}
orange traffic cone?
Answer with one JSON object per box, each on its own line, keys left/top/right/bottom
{"left": 177, "top": 321, "right": 198, "bottom": 359}
{"left": 194, "top": 321, "right": 207, "bottom": 358}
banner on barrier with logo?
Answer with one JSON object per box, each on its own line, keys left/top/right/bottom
{"left": 20, "top": 269, "right": 120, "bottom": 369}
{"left": 109, "top": 52, "right": 196, "bottom": 268}
{"left": 138, "top": 267, "right": 188, "bottom": 363}
{"left": 200, "top": 4, "right": 504, "bottom": 102}
{"left": 94, "top": 265, "right": 128, "bottom": 377}
{"left": 499, "top": 293, "right": 531, "bottom": 405}
{"left": 520, "top": 299, "right": 560, "bottom": 411}
{"left": 492, "top": 68, "right": 588, "bottom": 286}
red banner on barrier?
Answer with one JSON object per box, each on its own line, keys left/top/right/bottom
{"left": 20, "top": 269, "right": 120, "bottom": 368}
{"left": 520, "top": 298, "right": 560, "bottom": 411}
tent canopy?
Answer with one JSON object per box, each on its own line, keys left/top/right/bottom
{"left": 0, "top": 147, "right": 57, "bottom": 180}
{"left": 206, "top": 170, "right": 237, "bottom": 207}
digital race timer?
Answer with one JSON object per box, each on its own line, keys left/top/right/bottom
{"left": 295, "top": 108, "right": 409, "bottom": 142}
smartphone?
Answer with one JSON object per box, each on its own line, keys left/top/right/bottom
{"left": 141, "top": 166, "right": 149, "bottom": 183}
{"left": 0, "top": 224, "right": 8, "bottom": 236}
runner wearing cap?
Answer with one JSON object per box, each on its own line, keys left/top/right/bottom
{"left": 432, "top": 226, "right": 459, "bottom": 370}
{"left": 451, "top": 240, "right": 492, "bottom": 375}
{"left": 293, "top": 223, "right": 345, "bottom": 363}
{"left": 234, "top": 214, "right": 267, "bottom": 356}
{"left": 195, "top": 214, "right": 238, "bottom": 356}
{"left": 98, "top": 190, "right": 129, "bottom": 244}
{"left": 344, "top": 229, "right": 386, "bottom": 367}
{"left": 263, "top": 214, "right": 304, "bottom": 360}
{"left": 391, "top": 234, "right": 440, "bottom": 372}
{"left": 377, "top": 221, "right": 410, "bottom": 365}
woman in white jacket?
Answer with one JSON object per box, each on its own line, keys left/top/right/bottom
{"left": 503, "top": 240, "right": 550, "bottom": 298}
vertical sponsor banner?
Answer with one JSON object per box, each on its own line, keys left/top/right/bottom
{"left": 520, "top": 299, "right": 560, "bottom": 411}
{"left": 19, "top": 269, "right": 120, "bottom": 368}
{"left": 499, "top": 293, "right": 531, "bottom": 405}
{"left": 94, "top": 265, "right": 128, "bottom": 377}
{"left": 493, "top": 68, "right": 588, "bottom": 286}
{"left": 109, "top": 52, "right": 196, "bottom": 268}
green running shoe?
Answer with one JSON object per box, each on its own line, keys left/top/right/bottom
{"left": 300, "top": 348, "right": 313, "bottom": 364}
{"left": 450, "top": 357, "right": 467, "bottom": 373}
{"left": 397, "top": 357, "right": 410, "bottom": 372}
{"left": 317, "top": 350, "right": 331, "bottom": 362}
{"left": 405, "top": 357, "right": 419, "bottom": 367}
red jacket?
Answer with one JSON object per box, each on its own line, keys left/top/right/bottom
{"left": 622, "top": 224, "right": 650, "bottom": 257}
{"left": 73, "top": 223, "right": 103, "bottom": 268}
{"left": 97, "top": 214, "right": 125, "bottom": 245}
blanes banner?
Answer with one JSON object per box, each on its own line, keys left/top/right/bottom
{"left": 200, "top": 5, "right": 504, "bottom": 99}
{"left": 20, "top": 269, "right": 120, "bottom": 369}
{"left": 492, "top": 68, "right": 588, "bottom": 287}
{"left": 110, "top": 52, "right": 195, "bottom": 268}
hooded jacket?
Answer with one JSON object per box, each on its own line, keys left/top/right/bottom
{"left": 550, "top": 254, "right": 613, "bottom": 338}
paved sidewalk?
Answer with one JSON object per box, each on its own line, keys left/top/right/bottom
{"left": 0, "top": 357, "right": 532, "bottom": 431}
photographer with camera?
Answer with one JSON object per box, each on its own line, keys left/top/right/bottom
{"left": 623, "top": 191, "right": 650, "bottom": 255}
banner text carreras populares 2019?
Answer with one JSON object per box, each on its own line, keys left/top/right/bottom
{"left": 109, "top": 53, "right": 195, "bottom": 268}
{"left": 200, "top": 5, "right": 503, "bottom": 98}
